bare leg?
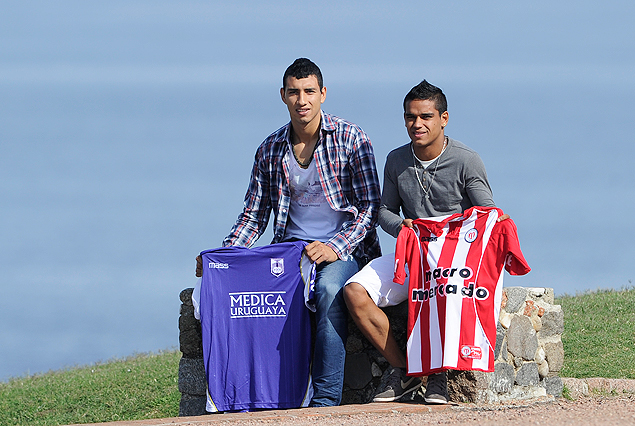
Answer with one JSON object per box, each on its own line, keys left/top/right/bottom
{"left": 344, "top": 282, "right": 407, "bottom": 369}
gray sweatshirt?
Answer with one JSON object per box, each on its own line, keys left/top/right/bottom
{"left": 379, "top": 137, "right": 495, "bottom": 238}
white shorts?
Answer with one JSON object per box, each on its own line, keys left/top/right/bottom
{"left": 345, "top": 253, "right": 410, "bottom": 307}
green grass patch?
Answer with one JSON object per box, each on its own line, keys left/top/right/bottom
{"left": 0, "top": 350, "right": 181, "bottom": 426}
{"left": 556, "top": 286, "right": 635, "bottom": 379}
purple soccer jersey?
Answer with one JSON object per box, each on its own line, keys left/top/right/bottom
{"left": 199, "top": 241, "right": 314, "bottom": 412}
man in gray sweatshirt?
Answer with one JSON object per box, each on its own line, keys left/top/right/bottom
{"left": 344, "top": 80, "right": 508, "bottom": 404}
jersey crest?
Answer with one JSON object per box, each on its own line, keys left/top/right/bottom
{"left": 271, "top": 258, "right": 284, "bottom": 277}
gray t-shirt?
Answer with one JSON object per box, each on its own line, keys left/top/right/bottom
{"left": 379, "top": 137, "right": 495, "bottom": 238}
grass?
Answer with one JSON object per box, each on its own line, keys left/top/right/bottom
{"left": 556, "top": 286, "right": 635, "bottom": 379}
{"left": 0, "top": 350, "right": 181, "bottom": 426}
{"left": 1, "top": 287, "right": 634, "bottom": 425}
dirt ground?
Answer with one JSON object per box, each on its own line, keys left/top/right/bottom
{"left": 216, "top": 394, "right": 635, "bottom": 426}
{"left": 83, "top": 381, "right": 635, "bottom": 426}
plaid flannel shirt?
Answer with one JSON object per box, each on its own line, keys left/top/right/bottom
{"left": 223, "top": 111, "right": 381, "bottom": 261}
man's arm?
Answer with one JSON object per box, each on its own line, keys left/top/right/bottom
{"left": 320, "top": 126, "right": 381, "bottom": 259}
{"left": 378, "top": 152, "right": 407, "bottom": 238}
{"left": 464, "top": 151, "right": 495, "bottom": 208}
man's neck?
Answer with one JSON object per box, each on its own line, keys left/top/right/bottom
{"left": 291, "top": 115, "right": 322, "bottom": 146}
{"left": 413, "top": 135, "right": 447, "bottom": 161}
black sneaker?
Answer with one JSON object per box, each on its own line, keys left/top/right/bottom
{"left": 424, "top": 371, "right": 448, "bottom": 404}
{"left": 373, "top": 367, "right": 422, "bottom": 402}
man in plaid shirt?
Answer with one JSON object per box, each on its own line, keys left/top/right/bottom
{"left": 217, "top": 58, "right": 381, "bottom": 406}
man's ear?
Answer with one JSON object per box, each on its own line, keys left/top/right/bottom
{"left": 441, "top": 110, "right": 449, "bottom": 128}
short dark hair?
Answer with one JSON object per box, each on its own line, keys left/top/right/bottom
{"left": 282, "top": 58, "right": 323, "bottom": 90}
{"left": 403, "top": 80, "right": 447, "bottom": 115}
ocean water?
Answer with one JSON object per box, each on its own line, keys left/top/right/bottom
{"left": 1, "top": 77, "right": 633, "bottom": 381}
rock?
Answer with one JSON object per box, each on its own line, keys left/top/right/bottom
{"left": 180, "top": 328, "right": 203, "bottom": 358}
{"left": 542, "top": 376, "right": 563, "bottom": 396}
{"left": 346, "top": 336, "right": 364, "bottom": 353}
{"left": 180, "top": 288, "right": 194, "bottom": 305}
{"left": 504, "top": 287, "right": 528, "bottom": 313}
{"left": 544, "top": 340, "right": 564, "bottom": 372}
{"left": 535, "top": 346, "right": 546, "bottom": 364}
{"left": 561, "top": 377, "right": 589, "bottom": 399}
{"left": 499, "top": 310, "right": 512, "bottom": 329}
{"left": 499, "top": 385, "right": 547, "bottom": 402}
{"left": 530, "top": 311, "right": 542, "bottom": 332}
{"left": 537, "top": 360, "right": 550, "bottom": 378}
{"left": 371, "top": 362, "right": 382, "bottom": 377}
{"left": 178, "top": 357, "right": 207, "bottom": 395}
{"left": 524, "top": 300, "right": 536, "bottom": 316}
{"left": 179, "top": 393, "right": 207, "bottom": 417}
{"left": 507, "top": 315, "right": 539, "bottom": 360}
{"left": 494, "top": 323, "right": 505, "bottom": 359}
{"left": 447, "top": 370, "right": 490, "bottom": 403}
{"left": 179, "top": 309, "right": 199, "bottom": 332}
{"left": 528, "top": 287, "right": 555, "bottom": 304}
{"left": 540, "top": 309, "right": 564, "bottom": 337}
{"left": 501, "top": 339, "right": 509, "bottom": 361}
{"left": 515, "top": 362, "right": 540, "bottom": 386}
{"left": 491, "top": 362, "right": 515, "bottom": 394}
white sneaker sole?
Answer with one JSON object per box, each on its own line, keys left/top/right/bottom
{"left": 424, "top": 394, "right": 448, "bottom": 404}
{"left": 373, "top": 381, "right": 422, "bottom": 402}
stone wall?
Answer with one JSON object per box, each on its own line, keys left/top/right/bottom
{"left": 177, "top": 288, "right": 207, "bottom": 416}
{"left": 178, "top": 286, "right": 564, "bottom": 415}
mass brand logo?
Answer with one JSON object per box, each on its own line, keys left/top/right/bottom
{"left": 208, "top": 262, "right": 229, "bottom": 269}
{"left": 271, "top": 258, "right": 284, "bottom": 277}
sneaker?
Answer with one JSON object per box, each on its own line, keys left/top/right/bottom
{"left": 373, "top": 367, "right": 422, "bottom": 402}
{"left": 424, "top": 371, "right": 448, "bottom": 404}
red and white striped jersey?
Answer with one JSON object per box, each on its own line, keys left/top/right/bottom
{"left": 393, "top": 207, "right": 531, "bottom": 376}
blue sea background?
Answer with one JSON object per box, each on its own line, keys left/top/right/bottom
{"left": 1, "top": 1, "right": 634, "bottom": 381}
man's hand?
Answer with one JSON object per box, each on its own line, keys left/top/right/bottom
{"left": 196, "top": 255, "right": 202, "bottom": 277}
{"left": 497, "top": 214, "right": 510, "bottom": 222}
{"left": 304, "top": 241, "right": 339, "bottom": 264}
{"left": 401, "top": 218, "right": 414, "bottom": 229}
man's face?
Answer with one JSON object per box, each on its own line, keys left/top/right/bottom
{"left": 280, "top": 75, "right": 326, "bottom": 129}
{"left": 404, "top": 99, "right": 449, "bottom": 152}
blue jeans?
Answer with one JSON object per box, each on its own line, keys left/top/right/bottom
{"left": 309, "top": 255, "right": 361, "bottom": 407}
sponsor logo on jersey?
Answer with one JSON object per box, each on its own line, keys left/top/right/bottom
{"left": 271, "top": 258, "right": 284, "bottom": 277}
{"left": 411, "top": 282, "right": 490, "bottom": 303}
{"left": 464, "top": 228, "right": 478, "bottom": 243}
{"left": 424, "top": 266, "right": 473, "bottom": 283}
{"left": 209, "top": 262, "right": 229, "bottom": 269}
{"left": 421, "top": 236, "right": 438, "bottom": 242}
{"left": 460, "top": 345, "right": 482, "bottom": 359}
{"left": 229, "top": 291, "right": 287, "bottom": 318}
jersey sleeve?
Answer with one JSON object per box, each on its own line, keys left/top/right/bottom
{"left": 498, "top": 219, "right": 531, "bottom": 276}
{"left": 300, "top": 253, "right": 317, "bottom": 312}
{"left": 393, "top": 226, "right": 418, "bottom": 285}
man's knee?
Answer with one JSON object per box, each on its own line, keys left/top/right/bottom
{"left": 344, "top": 282, "right": 372, "bottom": 311}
